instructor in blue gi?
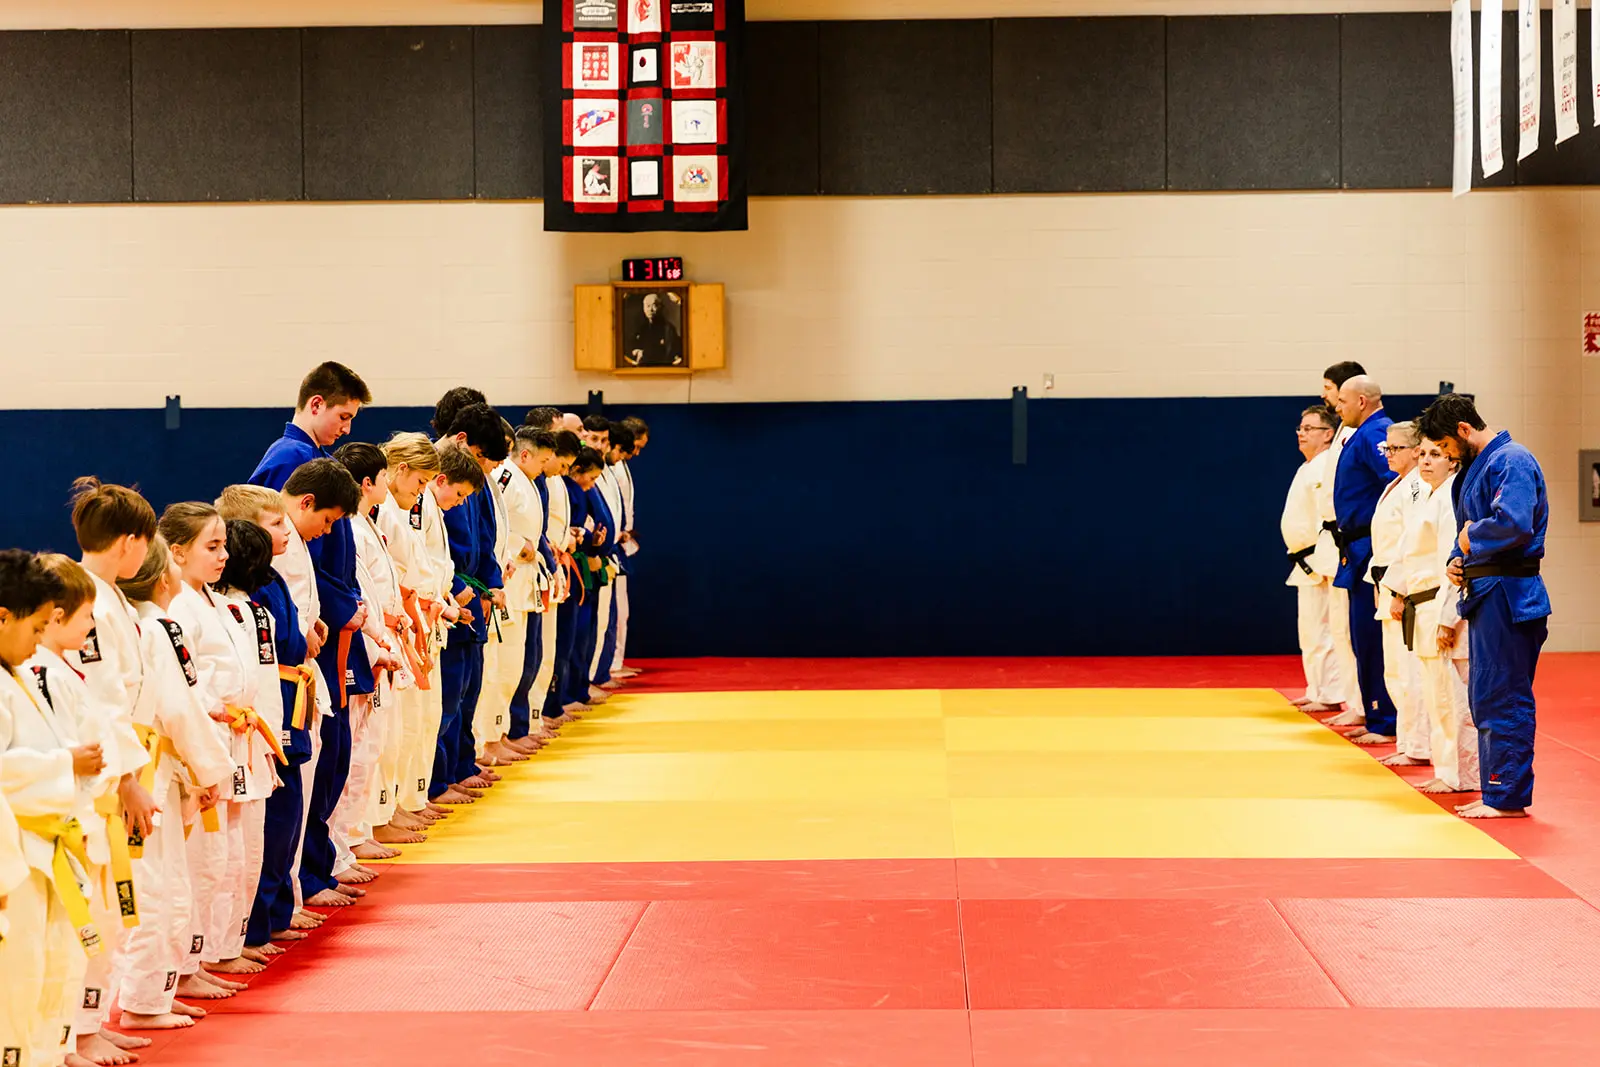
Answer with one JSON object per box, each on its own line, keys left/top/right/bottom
{"left": 1419, "top": 394, "right": 1549, "bottom": 819}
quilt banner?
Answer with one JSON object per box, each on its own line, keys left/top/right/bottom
{"left": 543, "top": 0, "right": 748, "bottom": 232}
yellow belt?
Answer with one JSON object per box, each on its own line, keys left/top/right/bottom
{"left": 91, "top": 791, "right": 138, "bottom": 928}
{"left": 225, "top": 704, "right": 288, "bottom": 766}
{"left": 279, "top": 664, "right": 317, "bottom": 731}
{"left": 133, "top": 723, "right": 220, "bottom": 835}
{"left": 14, "top": 814, "right": 103, "bottom": 956}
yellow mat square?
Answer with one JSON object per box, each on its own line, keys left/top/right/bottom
{"left": 402, "top": 686, "right": 1515, "bottom": 865}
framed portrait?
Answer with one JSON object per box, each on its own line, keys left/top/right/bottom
{"left": 1582, "top": 450, "right": 1600, "bottom": 522}
{"left": 615, "top": 283, "right": 688, "bottom": 369}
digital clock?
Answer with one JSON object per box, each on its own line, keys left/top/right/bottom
{"left": 621, "top": 257, "right": 684, "bottom": 282}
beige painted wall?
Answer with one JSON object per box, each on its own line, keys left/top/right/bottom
{"left": 0, "top": 189, "right": 1594, "bottom": 646}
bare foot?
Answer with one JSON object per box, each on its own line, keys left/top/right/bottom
{"left": 1348, "top": 731, "right": 1394, "bottom": 746}
{"left": 473, "top": 767, "right": 502, "bottom": 783}
{"left": 1327, "top": 709, "right": 1366, "bottom": 727}
{"left": 271, "top": 928, "right": 309, "bottom": 941}
{"left": 205, "top": 958, "right": 263, "bottom": 977}
{"left": 169, "top": 1001, "right": 206, "bottom": 1019}
{"left": 391, "top": 810, "right": 432, "bottom": 829}
{"left": 291, "top": 909, "right": 325, "bottom": 928}
{"left": 1417, "top": 777, "right": 1466, "bottom": 794}
{"left": 600, "top": 679, "right": 626, "bottom": 690}
{"left": 334, "top": 882, "right": 366, "bottom": 898}
{"left": 176, "top": 974, "right": 234, "bottom": 999}
{"left": 424, "top": 801, "right": 451, "bottom": 816}
{"left": 554, "top": 712, "right": 580, "bottom": 724}
{"left": 99, "top": 1030, "right": 151, "bottom": 1052}
{"left": 461, "top": 774, "right": 492, "bottom": 789}
{"left": 1457, "top": 800, "right": 1528, "bottom": 819}
{"left": 336, "top": 867, "right": 377, "bottom": 885}
{"left": 374, "top": 824, "right": 426, "bottom": 844}
{"left": 1301, "top": 701, "right": 1341, "bottom": 713}
{"left": 435, "top": 789, "right": 475, "bottom": 805}
{"left": 455, "top": 781, "right": 487, "bottom": 794}
{"left": 240, "top": 946, "right": 273, "bottom": 964}
{"left": 68, "top": 1050, "right": 111, "bottom": 1067}
{"left": 506, "top": 736, "right": 541, "bottom": 754}
{"left": 306, "top": 888, "right": 355, "bottom": 907}
{"left": 488, "top": 740, "right": 529, "bottom": 762}
{"left": 77, "top": 1032, "right": 135, "bottom": 1065}
{"left": 118, "top": 1013, "right": 194, "bottom": 1031}
{"left": 1379, "top": 753, "right": 1428, "bottom": 767}
{"left": 198, "top": 970, "right": 249, "bottom": 990}
{"left": 586, "top": 688, "right": 610, "bottom": 704}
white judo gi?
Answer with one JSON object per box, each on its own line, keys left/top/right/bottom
{"left": 1368, "top": 467, "right": 1429, "bottom": 756}
{"left": 0, "top": 666, "right": 92, "bottom": 1067}
{"left": 337, "top": 507, "right": 406, "bottom": 861}
{"left": 609, "top": 458, "right": 636, "bottom": 674}
{"left": 535, "top": 474, "right": 576, "bottom": 711}
{"left": 214, "top": 590, "right": 283, "bottom": 955}
{"left": 23, "top": 644, "right": 147, "bottom": 1046}
{"left": 1280, "top": 447, "right": 1343, "bottom": 706}
{"left": 273, "top": 523, "right": 331, "bottom": 911}
{"left": 0, "top": 782, "right": 33, "bottom": 1066}
{"left": 55, "top": 573, "right": 152, "bottom": 1042}
{"left": 114, "top": 602, "right": 231, "bottom": 1018}
{"left": 377, "top": 492, "right": 439, "bottom": 815}
{"left": 1401, "top": 474, "right": 1479, "bottom": 791}
{"left": 168, "top": 583, "right": 262, "bottom": 969}
{"left": 476, "top": 466, "right": 522, "bottom": 753}
{"left": 490, "top": 459, "right": 549, "bottom": 736}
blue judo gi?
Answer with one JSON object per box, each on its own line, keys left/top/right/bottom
{"left": 246, "top": 573, "right": 309, "bottom": 944}
{"left": 1451, "top": 430, "right": 1550, "bottom": 811}
{"left": 437, "top": 486, "right": 502, "bottom": 792}
{"left": 1333, "top": 411, "right": 1398, "bottom": 735}
{"left": 250, "top": 423, "right": 373, "bottom": 898}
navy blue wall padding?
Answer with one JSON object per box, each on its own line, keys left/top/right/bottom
{"left": 0, "top": 395, "right": 1429, "bottom": 658}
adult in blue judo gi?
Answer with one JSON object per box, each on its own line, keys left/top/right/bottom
{"left": 1330, "top": 375, "right": 1398, "bottom": 744}
{"left": 1419, "top": 394, "right": 1548, "bottom": 819}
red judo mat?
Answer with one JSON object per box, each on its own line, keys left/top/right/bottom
{"left": 129, "top": 654, "right": 1600, "bottom": 1067}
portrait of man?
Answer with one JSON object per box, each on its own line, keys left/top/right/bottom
{"left": 619, "top": 288, "right": 685, "bottom": 367}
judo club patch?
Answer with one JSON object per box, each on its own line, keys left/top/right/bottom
{"left": 161, "top": 619, "right": 200, "bottom": 687}
{"left": 164, "top": 971, "right": 178, "bottom": 991}
{"left": 83, "top": 988, "right": 101, "bottom": 1010}
{"left": 191, "top": 934, "right": 204, "bottom": 955}
{"left": 79, "top": 626, "right": 102, "bottom": 663}
{"left": 543, "top": 0, "right": 746, "bottom": 231}
{"left": 3, "top": 1049, "right": 18, "bottom": 1067}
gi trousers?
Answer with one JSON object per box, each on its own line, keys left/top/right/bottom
{"left": 299, "top": 709, "right": 352, "bottom": 899}
{"left": 1466, "top": 585, "right": 1547, "bottom": 810}
{"left": 248, "top": 757, "right": 305, "bottom": 945}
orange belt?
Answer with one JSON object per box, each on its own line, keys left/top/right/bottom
{"left": 556, "top": 549, "right": 584, "bottom": 605}
{"left": 225, "top": 705, "right": 288, "bottom": 766}
{"left": 336, "top": 628, "right": 353, "bottom": 708}
{"left": 279, "top": 664, "right": 317, "bottom": 730}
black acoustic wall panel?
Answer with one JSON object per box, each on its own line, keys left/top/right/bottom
{"left": 819, "top": 20, "right": 992, "bottom": 195}
{"left": 303, "top": 26, "right": 474, "bottom": 200}
{"left": 747, "top": 21, "right": 820, "bottom": 196}
{"left": 473, "top": 25, "right": 542, "bottom": 200}
{"left": 1166, "top": 15, "right": 1340, "bottom": 190}
{"left": 132, "top": 30, "right": 302, "bottom": 202}
{"left": 993, "top": 18, "right": 1164, "bottom": 193}
{"left": 0, "top": 31, "right": 131, "bottom": 203}
{"left": 1340, "top": 13, "right": 1452, "bottom": 190}
{"left": 1518, "top": 8, "right": 1600, "bottom": 186}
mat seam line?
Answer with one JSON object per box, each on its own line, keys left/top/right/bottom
{"left": 585, "top": 901, "right": 651, "bottom": 1010}
{"left": 1543, "top": 732, "right": 1600, "bottom": 766}
{"left": 1264, "top": 898, "right": 1353, "bottom": 1008}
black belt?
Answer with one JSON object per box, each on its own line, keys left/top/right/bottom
{"left": 1463, "top": 557, "right": 1541, "bottom": 600}
{"left": 1287, "top": 545, "right": 1316, "bottom": 576}
{"left": 1332, "top": 523, "right": 1371, "bottom": 551}
{"left": 1462, "top": 559, "right": 1541, "bottom": 581}
{"left": 1400, "top": 586, "right": 1439, "bottom": 651}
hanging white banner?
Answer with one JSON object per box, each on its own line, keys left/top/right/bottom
{"left": 1481, "top": 0, "right": 1504, "bottom": 177}
{"left": 1452, "top": 0, "right": 1474, "bottom": 196}
{"left": 1554, "top": 0, "right": 1579, "bottom": 143}
{"left": 1517, "top": 0, "right": 1540, "bottom": 161}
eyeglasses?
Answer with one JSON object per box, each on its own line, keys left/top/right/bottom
{"left": 1378, "top": 444, "right": 1417, "bottom": 455}
{"left": 1296, "top": 425, "right": 1333, "bottom": 433}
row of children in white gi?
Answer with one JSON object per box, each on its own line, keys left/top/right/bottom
{"left": 1281, "top": 389, "right": 1479, "bottom": 796}
{"left": 0, "top": 364, "right": 649, "bottom": 1066}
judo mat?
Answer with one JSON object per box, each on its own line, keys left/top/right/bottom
{"left": 133, "top": 654, "right": 1600, "bottom": 1067}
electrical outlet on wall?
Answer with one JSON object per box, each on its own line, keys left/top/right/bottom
{"left": 1043, "top": 373, "right": 1055, "bottom": 392}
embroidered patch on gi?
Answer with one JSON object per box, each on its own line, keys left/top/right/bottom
{"left": 281, "top": 730, "right": 293, "bottom": 747}
{"left": 417, "top": 777, "right": 427, "bottom": 792}
{"left": 83, "top": 988, "right": 102, "bottom": 1010}
{"left": 498, "top": 468, "right": 513, "bottom": 490}
{"left": 79, "top": 626, "right": 103, "bottom": 663}
{"left": 160, "top": 619, "right": 199, "bottom": 687}
{"left": 127, "top": 822, "right": 145, "bottom": 850}
{"left": 31, "top": 664, "right": 53, "bottom": 709}
{"left": 3, "top": 1048, "right": 20, "bottom": 1067}
{"left": 117, "top": 879, "right": 136, "bottom": 917}
{"left": 229, "top": 603, "right": 245, "bottom": 624}
{"left": 409, "top": 497, "right": 423, "bottom": 530}
{"left": 190, "top": 935, "right": 204, "bottom": 954}
{"left": 164, "top": 971, "right": 178, "bottom": 991}
{"left": 251, "top": 603, "right": 275, "bottom": 664}
{"left": 379, "top": 788, "right": 388, "bottom": 804}
{"left": 233, "top": 765, "right": 248, "bottom": 796}
{"left": 61, "top": 1025, "right": 72, "bottom": 1045}
{"left": 240, "top": 918, "right": 249, "bottom": 937}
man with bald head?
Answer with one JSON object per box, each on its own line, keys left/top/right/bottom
{"left": 1330, "top": 375, "right": 1398, "bottom": 743}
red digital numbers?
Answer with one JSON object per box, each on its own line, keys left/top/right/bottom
{"left": 623, "top": 257, "right": 684, "bottom": 281}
